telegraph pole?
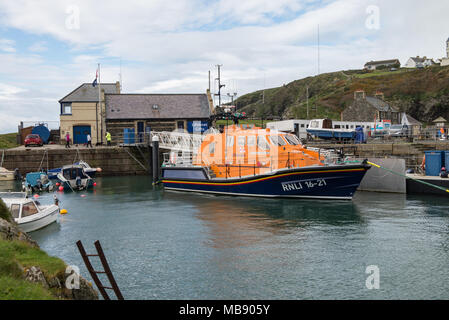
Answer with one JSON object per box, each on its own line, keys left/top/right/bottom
{"left": 214, "top": 64, "right": 225, "bottom": 108}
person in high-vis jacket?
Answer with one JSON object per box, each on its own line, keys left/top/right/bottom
{"left": 106, "top": 131, "right": 112, "bottom": 146}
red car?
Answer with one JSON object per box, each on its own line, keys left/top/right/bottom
{"left": 25, "top": 134, "right": 43, "bottom": 147}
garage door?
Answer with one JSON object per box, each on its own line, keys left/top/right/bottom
{"left": 73, "top": 125, "right": 91, "bottom": 144}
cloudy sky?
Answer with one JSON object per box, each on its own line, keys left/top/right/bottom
{"left": 0, "top": 0, "right": 449, "bottom": 133}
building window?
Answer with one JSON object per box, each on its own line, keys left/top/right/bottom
{"left": 61, "top": 103, "right": 72, "bottom": 115}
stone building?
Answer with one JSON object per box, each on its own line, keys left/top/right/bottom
{"left": 341, "top": 90, "right": 401, "bottom": 124}
{"left": 59, "top": 82, "right": 121, "bottom": 145}
{"left": 105, "top": 92, "right": 213, "bottom": 143}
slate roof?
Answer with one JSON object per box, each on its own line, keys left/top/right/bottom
{"left": 402, "top": 113, "right": 422, "bottom": 125}
{"left": 59, "top": 83, "right": 119, "bottom": 103}
{"left": 365, "top": 96, "right": 398, "bottom": 112}
{"left": 433, "top": 116, "right": 447, "bottom": 123}
{"left": 105, "top": 94, "right": 210, "bottom": 120}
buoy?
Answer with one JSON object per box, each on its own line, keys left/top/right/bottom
{"left": 56, "top": 182, "right": 60, "bottom": 186}
{"left": 80, "top": 194, "right": 86, "bottom": 197}
{"left": 33, "top": 194, "right": 39, "bottom": 198}
{"left": 60, "top": 209, "right": 68, "bottom": 215}
{"left": 59, "top": 186, "right": 64, "bottom": 191}
{"left": 93, "top": 182, "right": 97, "bottom": 186}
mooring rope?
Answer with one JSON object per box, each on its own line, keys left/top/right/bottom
{"left": 349, "top": 159, "right": 449, "bottom": 194}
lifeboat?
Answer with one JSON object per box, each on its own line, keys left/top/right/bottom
{"left": 161, "top": 125, "right": 370, "bottom": 200}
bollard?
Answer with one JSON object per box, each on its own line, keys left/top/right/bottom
{"left": 152, "top": 135, "right": 159, "bottom": 184}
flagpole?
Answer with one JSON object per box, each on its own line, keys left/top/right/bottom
{"left": 98, "top": 63, "right": 103, "bottom": 144}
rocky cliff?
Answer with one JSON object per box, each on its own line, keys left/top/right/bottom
{"left": 234, "top": 66, "right": 449, "bottom": 124}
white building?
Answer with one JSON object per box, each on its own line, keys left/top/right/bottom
{"left": 440, "top": 38, "right": 449, "bottom": 67}
{"left": 404, "top": 56, "right": 435, "bottom": 68}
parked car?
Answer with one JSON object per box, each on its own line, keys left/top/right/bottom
{"left": 388, "top": 124, "right": 409, "bottom": 137}
{"left": 24, "top": 134, "right": 43, "bottom": 147}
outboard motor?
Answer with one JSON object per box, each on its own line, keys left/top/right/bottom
{"left": 14, "top": 168, "right": 22, "bottom": 181}
{"left": 75, "top": 176, "right": 82, "bottom": 189}
{"left": 36, "top": 178, "right": 43, "bottom": 191}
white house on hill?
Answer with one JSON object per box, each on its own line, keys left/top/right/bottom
{"left": 405, "top": 56, "right": 435, "bottom": 68}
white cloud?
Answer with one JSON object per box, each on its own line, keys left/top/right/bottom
{"left": 0, "top": 0, "right": 449, "bottom": 133}
{"left": 0, "top": 39, "right": 16, "bottom": 53}
{"left": 28, "top": 41, "right": 48, "bottom": 52}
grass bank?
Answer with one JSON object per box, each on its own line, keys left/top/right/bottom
{"left": 0, "top": 199, "right": 66, "bottom": 300}
{"left": 0, "top": 133, "right": 19, "bottom": 149}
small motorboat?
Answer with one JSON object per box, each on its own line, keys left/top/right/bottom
{"left": 48, "top": 161, "right": 101, "bottom": 180}
{"left": 306, "top": 119, "right": 357, "bottom": 141}
{"left": 56, "top": 164, "right": 95, "bottom": 191}
{"left": 0, "top": 192, "right": 59, "bottom": 232}
{"left": 0, "top": 167, "right": 15, "bottom": 181}
{"left": 22, "top": 172, "right": 54, "bottom": 193}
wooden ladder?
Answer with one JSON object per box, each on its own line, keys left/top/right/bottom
{"left": 76, "top": 240, "right": 124, "bottom": 300}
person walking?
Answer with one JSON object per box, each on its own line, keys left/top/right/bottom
{"left": 65, "top": 132, "right": 71, "bottom": 148}
{"left": 106, "top": 131, "right": 112, "bottom": 146}
{"left": 86, "top": 133, "right": 93, "bottom": 148}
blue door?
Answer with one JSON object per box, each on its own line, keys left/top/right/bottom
{"left": 73, "top": 125, "right": 91, "bottom": 144}
{"left": 137, "top": 122, "right": 144, "bottom": 143}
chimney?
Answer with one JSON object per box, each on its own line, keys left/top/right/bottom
{"left": 354, "top": 90, "right": 366, "bottom": 100}
{"left": 116, "top": 81, "right": 121, "bottom": 94}
{"left": 375, "top": 91, "right": 385, "bottom": 101}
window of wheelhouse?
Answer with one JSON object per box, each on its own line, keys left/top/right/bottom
{"left": 237, "top": 136, "right": 246, "bottom": 146}
{"left": 10, "top": 204, "right": 20, "bottom": 219}
{"left": 284, "top": 134, "right": 300, "bottom": 145}
{"left": 269, "top": 135, "right": 287, "bottom": 146}
{"left": 247, "top": 136, "right": 255, "bottom": 146}
{"left": 226, "top": 135, "right": 234, "bottom": 147}
{"left": 257, "top": 136, "right": 270, "bottom": 151}
{"left": 209, "top": 142, "right": 215, "bottom": 154}
{"left": 21, "top": 202, "right": 39, "bottom": 218}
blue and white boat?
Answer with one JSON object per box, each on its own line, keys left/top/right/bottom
{"left": 48, "top": 161, "right": 101, "bottom": 180}
{"left": 56, "top": 164, "right": 95, "bottom": 191}
{"left": 22, "top": 172, "right": 53, "bottom": 193}
{"left": 306, "top": 119, "right": 356, "bottom": 141}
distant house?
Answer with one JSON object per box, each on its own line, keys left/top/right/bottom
{"left": 105, "top": 93, "right": 213, "bottom": 142}
{"left": 341, "top": 90, "right": 401, "bottom": 124}
{"left": 432, "top": 116, "right": 447, "bottom": 128}
{"left": 59, "top": 82, "right": 121, "bottom": 145}
{"left": 364, "top": 59, "right": 400, "bottom": 71}
{"left": 404, "top": 56, "right": 435, "bottom": 68}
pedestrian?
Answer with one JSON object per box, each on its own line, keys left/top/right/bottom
{"left": 86, "top": 133, "right": 93, "bottom": 148}
{"left": 65, "top": 132, "right": 71, "bottom": 148}
{"left": 440, "top": 167, "right": 448, "bottom": 178}
{"left": 106, "top": 131, "right": 112, "bottom": 146}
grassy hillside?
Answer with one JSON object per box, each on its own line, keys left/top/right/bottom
{"left": 234, "top": 66, "right": 449, "bottom": 124}
{"left": 0, "top": 133, "right": 19, "bottom": 149}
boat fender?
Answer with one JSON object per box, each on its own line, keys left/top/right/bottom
{"left": 421, "top": 155, "right": 425, "bottom": 170}
{"left": 60, "top": 209, "right": 68, "bottom": 215}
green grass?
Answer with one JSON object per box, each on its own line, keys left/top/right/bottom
{"left": 0, "top": 276, "right": 55, "bottom": 300}
{"left": 0, "top": 133, "right": 19, "bottom": 149}
{"left": 0, "top": 199, "right": 12, "bottom": 222}
{"left": 0, "top": 239, "right": 67, "bottom": 300}
{"left": 354, "top": 69, "right": 408, "bottom": 79}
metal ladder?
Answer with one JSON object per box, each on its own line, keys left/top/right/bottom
{"left": 76, "top": 240, "right": 124, "bottom": 300}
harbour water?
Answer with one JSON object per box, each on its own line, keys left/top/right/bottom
{"left": 1, "top": 176, "right": 448, "bottom": 300}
